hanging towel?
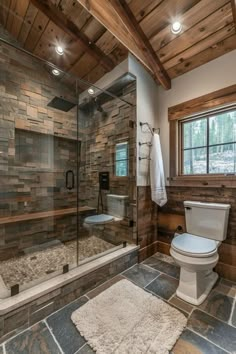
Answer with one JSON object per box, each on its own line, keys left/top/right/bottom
{"left": 150, "top": 133, "right": 167, "bottom": 207}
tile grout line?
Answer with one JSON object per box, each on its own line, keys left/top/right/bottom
{"left": 120, "top": 263, "right": 138, "bottom": 274}
{"left": 44, "top": 319, "right": 64, "bottom": 354}
{"left": 2, "top": 343, "right": 6, "bottom": 354}
{"left": 143, "top": 274, "right": 162, "bottom": 289}
{"left": 141, "top": 262, "right": 180, "bottom": 281}
{"left": 76, "top": 342, "right": 89, "bottom": 353}
{"left": 228, "top": 296, "right": 236, "bottom": 326}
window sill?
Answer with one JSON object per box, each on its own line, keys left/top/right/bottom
{"left": 168, "top": 174, "right": 236, "bottom": 188}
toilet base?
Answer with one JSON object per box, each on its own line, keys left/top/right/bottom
{"left": 176, "top": 268, "right": 218, "bottom": 306}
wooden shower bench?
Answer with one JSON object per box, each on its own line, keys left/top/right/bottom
{"left": 0, "top": 206, "right": 96, "bottom": 225}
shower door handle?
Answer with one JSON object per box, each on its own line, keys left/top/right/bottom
{"left": 66, "top": 170, "right": 75, "bottom": 190}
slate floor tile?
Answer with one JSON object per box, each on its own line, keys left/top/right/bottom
{"left": 146, "top": 273, "right": 178, "bottom": 300}
{"left": 188, "top": 309, "right": 236, "bottom": 353}
{"left": 152, "top": 252, "right": 177, "bottom": 265}
{"left": 122, "top": 264, "right": 160, "bottom": 287}
{"left": 143, "top": 257, "right": 180, "bottom": 279}
{"left": 75, "top": 343, "right": 95, "bottom": 353}
{"left": 172, "top": 329, "right": 228, "bottom": 354}
{"left": 5, "top": 322, "right": 60, "bottom": 354}
{"left": 218, "top": 278, "right": 236, "bottom": 298}
{"left": 199, "top": 290, "right": 234, "bottom": 322}
{"left": 86, "top": 275, "right": 125, "bottom": 299}
{"left": 46, "top": 296, "right": 88, "bottom": 354}
{"left": 169, "top": 295, "right": 194, "bottom": 314}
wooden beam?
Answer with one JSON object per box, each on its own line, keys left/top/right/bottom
{"left": 77, "top": 0, "right": 171, "bottom": 89}
{"left": 231, "top": 0, "right": 236, "bottom": 30}
{"left": 30, "top": 0, "right": 114, "bottom": 71}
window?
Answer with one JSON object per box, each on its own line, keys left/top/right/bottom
{"left": 115, "top": 142, "right": 128, "bottom": 177}
{"left": 180, "top": 109, "right": 236, "bottom": 175}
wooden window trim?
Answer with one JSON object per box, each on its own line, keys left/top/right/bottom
{"left": 168, "top": 84, "right": 236, "bottom": 187}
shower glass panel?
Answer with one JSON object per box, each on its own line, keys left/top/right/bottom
{"left": 0, "top": 40, "right": 78, "bottom": 297}
{"left": 77, "top": 74, "right": 137, "bottom": 265}
{"left": 0, "top": 37, "right": 137, "bottom": 299}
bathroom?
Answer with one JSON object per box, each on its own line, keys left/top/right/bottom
{"left": 0, "top": 0, "right": 236, "bottom": 353}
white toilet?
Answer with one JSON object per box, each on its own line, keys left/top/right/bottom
{"left": 84, "top": 194, "right": 128, "bottom": 225}
{"left": 170, "top": 201, "right": 230, "bottom": 305}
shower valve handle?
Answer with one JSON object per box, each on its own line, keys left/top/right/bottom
{"left": 66, "top": 170, "right": 75, "bottom": 190}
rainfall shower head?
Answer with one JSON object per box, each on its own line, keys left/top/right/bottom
{"left": 47, "top": 96, "right": 76, "bottom": 112}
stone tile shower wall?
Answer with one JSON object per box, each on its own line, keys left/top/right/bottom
{"left": 78, "top": 83, "right": 137, "bottom": 245}
{"left": 0, "top": 39, "right": 78, "bottom": 261}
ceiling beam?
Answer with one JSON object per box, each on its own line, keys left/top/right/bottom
{"left": 30, "top": 0, "right": 114, "bottom": 71}
{"left": 77, "top": 0, "right": 171, "bottom": 89}
{"left": 231, "top": 0, "right": 236, "bottom": 30}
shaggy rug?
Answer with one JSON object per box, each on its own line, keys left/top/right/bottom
{"left": 71, "top": 279, "right": 187, "bottom": 354}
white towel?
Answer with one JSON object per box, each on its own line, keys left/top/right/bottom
{"left": 150, "top": 133, "right": 167, "bottom": 207}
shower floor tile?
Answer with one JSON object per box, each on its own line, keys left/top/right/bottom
{"left": 2, "top": 251, "right": 236, "bottom": 354}
{"left": 0, "top": 236, "right": 114, "bottom": 289}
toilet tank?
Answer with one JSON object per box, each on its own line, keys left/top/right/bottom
{"left": 184, "top": 201, "right": 230, "bottom": 241}
{"left": 107, "top": 194, "right": 128, "bottom": 218}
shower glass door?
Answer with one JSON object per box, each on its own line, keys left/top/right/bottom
{"left": 0, "top": 41, "right": 79, "bottom": 298}
{"left": 76, "top": 74, "right": 137, "bottom": 265}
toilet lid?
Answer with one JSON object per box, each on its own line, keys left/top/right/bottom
{"left": 172, "top": 233, "right": 217, "bottom": 256}
{"left": 84, "top": 214, "right": 114, "bottom": 225}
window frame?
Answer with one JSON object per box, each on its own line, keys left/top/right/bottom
{"left": 179, "top": 110, "right": 236, "bottom": 176}
{"left": 114, "top": 141, "right": 129, "bottom": 177}
{"left": 168, "top": 84, "right": 236, "bottom": 186}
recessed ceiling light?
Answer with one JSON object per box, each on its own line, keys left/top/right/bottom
{"left": 55, "top": 45, "right": 64, "bottom": 55}
{"left": 52, "top": 69, "right": 60, "bottom": 76}
{"left": 171, "top": 21, "right": 182, "bottom": 34}
{"left": 88, "top": 88, "right": 95, "bottom": 95}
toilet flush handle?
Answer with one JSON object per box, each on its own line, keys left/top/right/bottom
{"left": 185, "top": 206, "right": 192, "bottom": 210}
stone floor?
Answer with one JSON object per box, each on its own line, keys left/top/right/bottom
{"left": 0, "top": 236, "right": 114, "bottom": 289}
{"left": 1, "top": 252, "right": 236, "bottom": 353}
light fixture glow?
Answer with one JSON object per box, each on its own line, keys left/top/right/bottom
{"left": 52, "top": 69, "right": 60, "bottom": 76}
{"left": 88, "top": 88, "right": 95, "bottom": 95}
{"left": 55, "top": 45, "right": 64, "bottom": 55}
{"left": 171, "top": 21, "right": 182, "bottom": 34}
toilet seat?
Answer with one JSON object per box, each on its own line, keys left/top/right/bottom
{"left": 84, "top": 214, "right": 114, "bottom": 225}
{"left": 172, "top": 233, "right": 217, "bottom": 258}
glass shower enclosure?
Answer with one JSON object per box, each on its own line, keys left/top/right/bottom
{"left": 0, "top": 38, "right": 137, "bottom": 299}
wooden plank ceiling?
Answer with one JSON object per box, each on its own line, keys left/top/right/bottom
{"left": 0, "top": 0, "right": 235, "bottom": 89}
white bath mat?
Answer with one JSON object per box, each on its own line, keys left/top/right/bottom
{"left": 71, "top": 279, "right": 187, "bottom": 354}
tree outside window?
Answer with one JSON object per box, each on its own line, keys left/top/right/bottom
{"left": 115, "top": 142, "right": 129, "bottom": 177}
{"left": 181, "top": 110, "right": 236, "bottom": 175}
